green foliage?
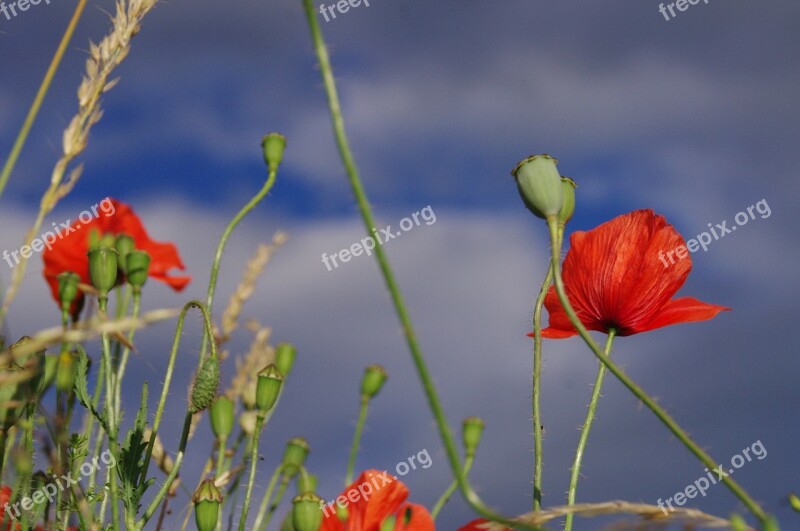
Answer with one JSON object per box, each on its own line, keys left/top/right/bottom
{"left": 117, "top": 383, "right": 153, "bottom": 517}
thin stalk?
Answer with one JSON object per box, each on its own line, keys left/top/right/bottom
{"left": 544, "top": 217, "right": 768, "bottom": 524}
{"left": 345, "top": 397, "right": 369, "bottom": 485}
{"left": 237, "top": 414, "right": 265, "bottom": 531}
{"left": 199, "top": 166, "right": 278, "bottom": 361}
{"left": 259, "top": 474, "right": 290, "bottom": 530}
{"left": 0, "top": 0, "right": 88, "bottom": 199}
{"left": 431, "top": 455, "right": 474, "bottom": 520}
{"left": 98, "top": 297, "right": 120, "bottom": 531}
{"left": 114, "top": 289, "right": 140, "bottom": 416}
{"left": 564, "top": 330, "right": 616, "bottom": 531}
{"left": 298, "top": 2, "right": 535, "bottom": 528}
{"left": 252, "top": 466, "right": 284, "bottom": 531}
{"left": 531, "top": 263, "right": 553, "bottom": 511}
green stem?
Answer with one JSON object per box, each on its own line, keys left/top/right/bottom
{"left": 237, "top": 414, "right": 265, "bottom": 531}
{"left": 199, "top": 167, "right": 278, "bottom": 361}
{"left": 99, "top": 296, "right": 121, "bottom": 531}
{"left": 564, "top": 330, "right": 616, "bottom": 531}
{"left": 531, "top": 263, "right": 553, "bottom": 511}
{"left": 114, "top": 289, "right": 140, "bottom": 418}
{"left": 345, "top": 397, "right": 369, "bottom": 485}
{"left": 252, "top": 466, "right": 284, "bottom": 531}
{"left": 259, "top": 474, "right": 290, "bottom": 530}
{"left": 431, "top": 455, "right": 474, "bottom": 520}
{"left": 299, "top": 2, "right": 536, "bottom": 527}
{"left": 544, "top": 217, "right": 768, "bottom": 524}
{"left": 0, "top": 0, "right": 87, "bottom": 200}
{"left": 142, "top": 300, "right": 217, "bottom": 484}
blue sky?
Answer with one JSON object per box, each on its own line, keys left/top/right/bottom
{"left": 1, "top": 0, "right": 799, "bottom": 529}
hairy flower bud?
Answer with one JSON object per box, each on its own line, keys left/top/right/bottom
{"left": 190, "top": 356, "right": 220, "bottom": 413}
{"left": 511, "top": 154, "right": 563, "bottom": 220}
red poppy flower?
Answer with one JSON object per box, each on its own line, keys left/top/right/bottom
{"left": 458, "top": 519, "right": 511, "bottom": 530}
{"left": 538, "top": 209, "right": 729, "bottom": 338}
{"left": 321, "top": 469, "right": 434, "bottom": 531}
{"left": 42, "top": 198, "right": 190, "bottom": 317}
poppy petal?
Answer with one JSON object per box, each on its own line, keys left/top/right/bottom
{"left": 635, "top": 296, "right": 730, "bottom": 333}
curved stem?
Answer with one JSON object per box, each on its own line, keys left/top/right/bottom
{"left": 199, "top": 167, "right": 278, "bottom": 361}
{"left": 252, "top": 465, "right": 284, "bottom": 531}
{"left": 141, "top": 300, "right": 217, "bottom": 484}
{"left": 298, "top": 2, "right": 537, "bottom": 527}
{"left": 431, "top": 455, "right": 474, "bottom": 520}
{"left": 544, "top": 217, "right": 768, "bottom": 524}
{"left": 0, "top": 0, "right": 87, "bottom": 200}
{"left": 345, "top": 397, "right": 369, "bottom": 485}
{"left": 259, "top": 474, "right": 290, "bottom": 530}
{"left": 237, "top": 414, "right": 265, "bottom": 531}
{"left": 531, "top": 263, "right": 553, "bottom": 511}
{"left": 564, "top": 330, "right": 616, "bottom": 531}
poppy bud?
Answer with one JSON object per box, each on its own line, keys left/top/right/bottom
{"left": 256, "top": 364, "right": 284, "bottom": 413}
{"left": 192, "top": 479, "right": 223, "bottom": 531}
{"left": 558, "top": 177, "right": 577, "bottom": 227}
{"left": 126, "top": 250, "right": 151, "bottom": 290}
{"left": 298, "top": 473, "right": 317, "bottom": 493}
{"left": 87, "top": 247, "right": 118, "bottom": 296}
{"left": 115, "top": 234, "right": 135, "bottom": 273}
{"left": 262, "top": 133, "right": 287, "bottom": 174}
{"left": 462, "top": 416, "right": 485, "bottom": 457}
{"left": 282, "top": 437, "right": 310, "bottom": 473}
{"left": 275, "top": 343, "right": 297, "bottom": 378}
{"left": 56, "top": 350, "right": 77, "bottom": 392}
{"left": 291, "top": 492, "right": 323, "bottom": 531}
{"left": 56, "top": 272, "right": 81, "bottom": 314}
{"left": 209, "top": 396, "right": 235, "bottom": 440}
{"left": 511, "top": 154, "right": 563, "bottom": 220}
{"left": 360, "top": 364, "right": 388, "bottom": 399}
{"left": 190, "top": 356, "right": 220, "bottom": 413}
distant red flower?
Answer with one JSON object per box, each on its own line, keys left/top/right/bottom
{"left": 321, "top": 469, "right": 434, "bottom": 531}
{"left": 459, "top": 519, "right": 511, "bottom": 530}
{"left": 42, "top": 198, "right": 190, "bottom": 317}
{"left": 537, "top": 209, "right": 729, "bottom": 338}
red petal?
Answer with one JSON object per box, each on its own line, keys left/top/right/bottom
{"left": 393, "top": 503, "right": 435, "bottom": 531}
{"left": 635, "top": 296, "right": 730, "bottom": 333}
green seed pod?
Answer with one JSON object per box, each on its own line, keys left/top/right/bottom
{"left": 462, "top": 416, "right": 485, "bottom": 457}
{"left": 193, "top": 479, "right": 222, "bottom": 531}
{"left": 292, "top": 492, "right": 323, "bottom": 531}
{"left": 262, "top": 132, "right": 287, "bottom": 174}
{"left": 87, "top": 247, "right": 119, "bottom": 295}
{"left": 558, "top": 177, "right": 577, "bottom": 227}
{"left": 360, "top": 365, "right": 388, "bottom": 400}
{"left": 115, "top": 234, "right": 135, "bottom": 273}
{"left": 275, "top": 343, "right": 297, "bottom": 378}
{"left": 209, "top": 396, "right": 235, "bottom": 440}
{"left": 56, "top": 271, "right": 81, "bottom": 314}
{"left": 282, "top": 437, "right": 310, "bottom": 474}
{"left": 511, "top": 154, "right": 563, "bottom": 220}
{"left": 190, "top": 356, "right": 220, "bottom": 413}
{"left": 256, "top": 364, "right": 284, "bottom": 413}
{"left": 126, "top": 250, "right": 151, "bottom": 289}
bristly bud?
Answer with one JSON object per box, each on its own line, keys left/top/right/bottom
{"left": 275, "top": 343, "right": 297, "bottom": 378}
{"left": 87, "top": 247, "right": 118, "bottom": 296}
{"left": 462, "top": 416, "right": 485, "bottom": 457}
{"left": 126, "top": 250, "right": 151, "bottom": 290}
{"left": 193, "top": 479, "right": 222, "bottom": 531}
{"left": 360, "top": 364, "right": 388, "bottom": 399}
{"left": 256, "top": 364, "right": 284, "bottom": 413}
{"left": 262, "top": 132, "right": 287, "bottom": 174}
{"left": 190, "top": 355, "right": 220, "bottom": 413}
{"left": 115, "top": 234, "right": 135, "bottom": 273}
{"left": 209, "top": 396, "right": 235, "bottom": 440}
{"left": 291, "top": 492, "right": 323, "bottom": 531}
{"left": 281, "top": 437, "right": 310, "bottom": 474}
{"left": 558, "top": 177, "right": 577, "bottom": 227}
{"left": 56, "top": 272, "right": 81, "bottom": 314}
{"left": 511, "top": 154, "right": 563, "bottom": 220}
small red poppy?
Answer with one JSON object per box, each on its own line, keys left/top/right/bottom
{"left": 537, "top": 209, "right": 729, "bottom": 338}
{"left": 321, "top": 469, "right": 434, "bottom": 531}
{"left": 42, "top": 198, "right": 190, "bottom": 317}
